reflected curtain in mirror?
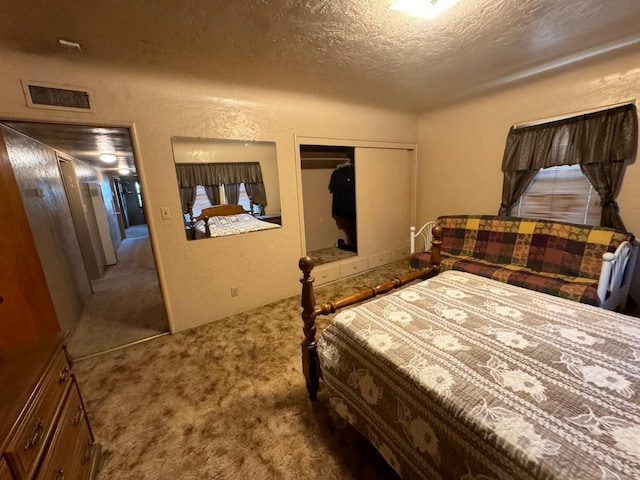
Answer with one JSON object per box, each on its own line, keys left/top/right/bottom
{"left": 204, "top": 185, "right": 220, "bottom": 206}
{"left": 172, "top": 136, "right": 281, "bottom": 241}
{"left": 179, "top": 186, "right": 197, "bottom": 214}
{"left": 175, "top": 162, "right": 267, "bottom": 213}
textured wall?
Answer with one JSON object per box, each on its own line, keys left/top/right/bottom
{"left": 0, "top": 46, "right": 418, "bottom": 332}
{"left": 417, "top": 48, "right": 640, "bottom": 301}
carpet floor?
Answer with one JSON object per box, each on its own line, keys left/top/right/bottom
{"left": 73, "top": 260, "right": 414, "bottom": 480}
{"left": 307, "top": 246, "right": 356, "bottom": 266}
{"left": 66, "top": 224, "right": 169, "bottom": 359}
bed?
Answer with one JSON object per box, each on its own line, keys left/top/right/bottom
{"left": 298, "top": 234, "right": 640, "bottom": 479}
{"left": 192, "top": 204, "right": 281, "bottom": 239}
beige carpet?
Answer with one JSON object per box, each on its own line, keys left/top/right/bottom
{"left": 307, "top": 246, "right": 356, "bottom": 266}
{"left": 66, "top": 225, "right": 169, "bottom": 359}
{"left": 73, "top": 260, "right": 414, "bottom": 480}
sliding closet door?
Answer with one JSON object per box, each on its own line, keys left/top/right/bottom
{"left": 355, "top": 147, "right": 414, "bottom": 258}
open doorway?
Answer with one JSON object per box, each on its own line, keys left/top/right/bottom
{"left": 0, "top": 120, "right": 169, "bottom": 359}
{"left": 114, "top": 175, "right": 147, "bottom": 228}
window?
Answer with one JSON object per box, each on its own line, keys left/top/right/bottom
{"left": 191, "top": 184, "right": 253, "bottom": 217}
{"left": 499, "top": 103, "right": 636, "bottom": 230}
{"left": 512, "top": 165, "right": 601, "bottom": 225}
{"left": 134, "top": 181, "right": 143, "bottom": 208}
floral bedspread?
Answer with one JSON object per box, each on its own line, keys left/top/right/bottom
{"left": 195, "top": 213, "right": 280, "bottom": 238}
{"left": 317, "top": 270, "right": 640, "bottom": 480}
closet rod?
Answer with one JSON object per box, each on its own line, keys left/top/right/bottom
{"left": 512, "top": 99, "right": 635, "bottom": 129}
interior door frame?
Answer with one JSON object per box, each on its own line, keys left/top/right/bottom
{"left": 0, "top": 116, "right": 175, "bottom": 334}
{"left": 293, "top": 135, "right": 418, "bottom": 258}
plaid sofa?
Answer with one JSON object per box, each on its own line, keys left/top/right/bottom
{"left": 410, "top": 215, "right": 634, "bottom": 306}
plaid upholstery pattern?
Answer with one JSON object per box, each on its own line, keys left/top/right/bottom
{"left": 410, "top": 215, "right": 633, "bottom": 306}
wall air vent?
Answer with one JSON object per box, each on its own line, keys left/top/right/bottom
{"left": 21, "top": 80, "right": 96, "bottom": 113}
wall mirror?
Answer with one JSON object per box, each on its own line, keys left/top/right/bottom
{"left": 171, "top": 136, "right": 282, "bottom": 240}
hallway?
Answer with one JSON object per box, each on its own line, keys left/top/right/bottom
{"left": 66, "top": 225, "right": 169, "bottom": 359}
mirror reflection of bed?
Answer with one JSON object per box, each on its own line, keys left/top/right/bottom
{"left": 300, "top": 145, "right": 357, "bottom": 266}
{"left": 172, "top": 136, "right": 282, "bottom": 241}
{"left": 187, "top": 203, "right": 281, "bottom": 239}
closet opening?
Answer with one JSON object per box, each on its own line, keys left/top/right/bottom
{"left": 300, "top": 145, "right": 356, "bottom": 266}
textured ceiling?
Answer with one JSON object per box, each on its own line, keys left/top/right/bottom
{"left": 1, "top": 121, "right": 136, "bottom": 173}
{"left": 2, "top": 0, "right": 640, "bottom": 171}
{"left": 2, "top": 0, "right": 640, "bottom": 113}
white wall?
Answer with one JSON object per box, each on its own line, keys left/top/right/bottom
{"left": 417, "top": 48, "right": 640, "bottom": 301}
{"left": 0, "top": 46, "right": 418, "bottom": 333}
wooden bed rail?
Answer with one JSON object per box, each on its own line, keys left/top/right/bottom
{"left": 299, "top": 224, "right": 443, "bottom": 400}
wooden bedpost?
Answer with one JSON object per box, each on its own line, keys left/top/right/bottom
{"left": 299, "top": 256, "right": 320, "bottom": 401}
{"left": 298, "top": 233, "right": 442, "bottom": 401}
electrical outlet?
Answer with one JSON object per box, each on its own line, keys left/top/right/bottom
{"left": 231, "top": 286, "right": 239, "bottom": 297}
{"left": 160, "top": 207, "right": 171, "bottom": 220}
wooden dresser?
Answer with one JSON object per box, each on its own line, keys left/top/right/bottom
{"left": 0, "top": 335, "right": 101, "bottom": 479}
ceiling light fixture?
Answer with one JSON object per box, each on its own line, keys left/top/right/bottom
{"left": 118, "top": 168, "right": 131, "bottom": 175}
{"left": 390, "top": 0, "right": 458, "bottom": 18}
{"left": 99, "top": 153, "right": 117, "bottom": 163}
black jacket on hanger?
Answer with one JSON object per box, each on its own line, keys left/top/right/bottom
{"left": 328, "top": 164, "right": 355, "bottom": 219}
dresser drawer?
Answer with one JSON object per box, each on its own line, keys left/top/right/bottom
{"left": 312, "top": 264, "right": 341, "bottom": 285}
{"left": 340, "top": 257, "right": 369, "bottom": 278}
{"left": 35, "top": 383, "right": 96, "bottom": 480}
{"left": 4, "top": 349, "right": 72, "bottom": 480}
{"left": 368, "top": 251, "right": 393, "bottom": 269}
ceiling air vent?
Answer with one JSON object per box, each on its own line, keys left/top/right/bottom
{"left": 21, "top": 80, "right": 96, "bottom": 113}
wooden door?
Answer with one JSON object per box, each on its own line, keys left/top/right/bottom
{"left": 0, "top": 130, "right": 59, "bottom": 346}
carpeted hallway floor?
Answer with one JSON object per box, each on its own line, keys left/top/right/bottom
{"left": 73, "top": 260, "right": 414, "bottom": 480}
{"left": 66, "top": 224, "right": 169, "bottom": 359}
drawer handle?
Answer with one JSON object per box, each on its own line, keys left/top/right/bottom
{"left": 81, "top": 441, "right": 94, "bottom": 464}
{"left": 57, "top": 366, "right": 70, "bottom": 384}
{"left": 72, "top": 405, "right": 85, "bottom": 426}
{"left": 24, "top": 420, "right": 44, "bottom": 450}
{"left": 55, "top": 468, "right": 64, "bottom": 480}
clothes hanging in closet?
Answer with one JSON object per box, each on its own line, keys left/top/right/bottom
{"left": 328, "top": 163, "right": 355, "bottom": 219}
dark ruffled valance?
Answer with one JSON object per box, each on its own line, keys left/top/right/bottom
{"left": 502, "top": 104, "right": 637, "bottom": 173}
{"left": 499, "top": 103, "right": 637, "bottom": 230}
{"left": 176, "top": 161, "right": 268, "bottom": 213}
{"left": 175, "top": 162, "right": 264, "bottom": 187}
